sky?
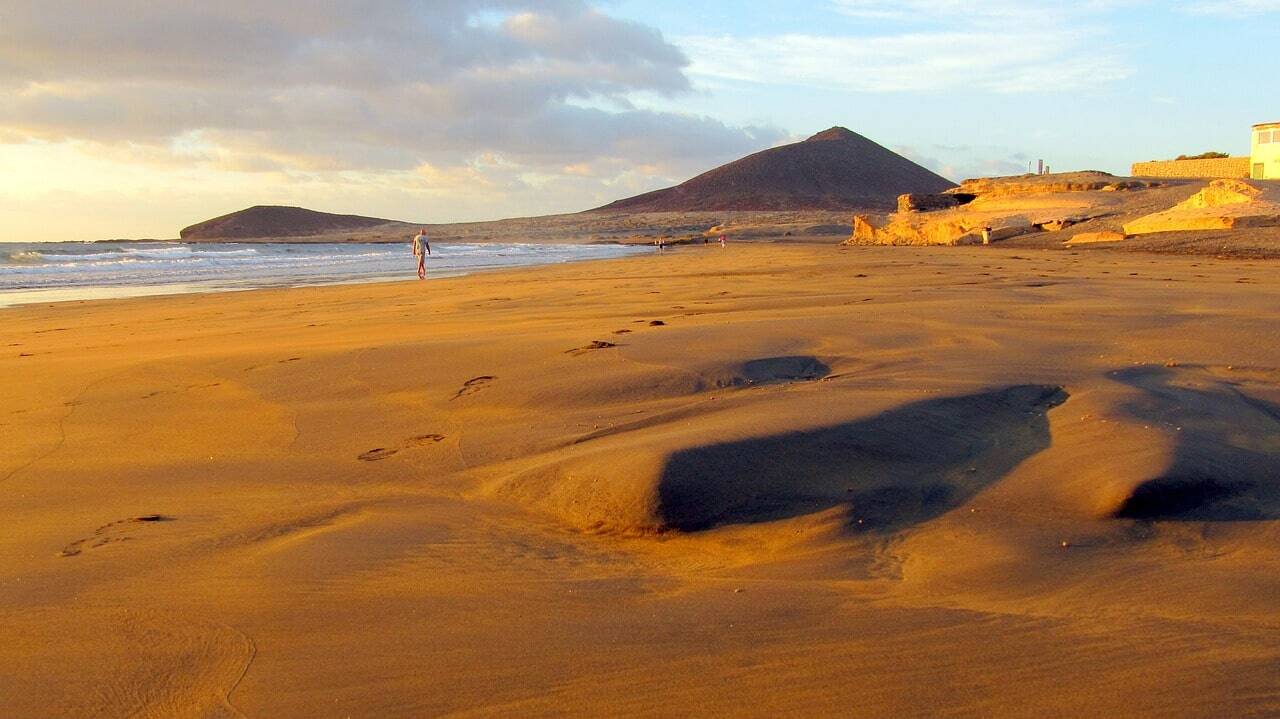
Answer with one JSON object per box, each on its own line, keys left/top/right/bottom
{"left": 1, "top": 0, "right": 1277, "bottom": 242}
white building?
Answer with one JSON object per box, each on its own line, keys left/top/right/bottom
{"left": 1253, "top": 122, "right": 1280, "bottom": 179}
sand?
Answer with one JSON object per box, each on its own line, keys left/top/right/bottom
{"left": 3, "top": 243, "right": 1279, "bottom": 717}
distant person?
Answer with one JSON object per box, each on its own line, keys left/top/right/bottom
{"left": 719, "top": 234, "right": 727, "bottom": 248}
{"left": 412, "top": 228, "right": 431, "bottom": 279}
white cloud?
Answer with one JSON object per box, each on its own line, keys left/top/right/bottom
{"left": 681, "top": 1, "right": 1132, "bottom": 94}
{"left": 0, "top": 1, "right": 782, "bottom": 195}
{"left": 1181, "top": 0, "right": 1280, "bottom": 14}
{"left": 832, "top": 0, "right": 1067, "bottom": 22}
{"left": 894, "top": 144, "right": 1032, "bottom": 182}
{"left": 831, "top": 0, "right": 1144, "bottom": 23}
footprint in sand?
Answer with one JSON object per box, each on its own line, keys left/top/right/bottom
{"left": 452, "top": 376, "right": 495, "bottom": 400}
{"left": 243, "top": 356, "right": 302, "bottom": 372}
{"left": 60, "top": 515, "right": 173, "bottom": 557}
{"left": 566, "top": 341, "right": 618, "bottom": 356}
{"left": 358, "top": 434, "right": 447, "bottom": 462}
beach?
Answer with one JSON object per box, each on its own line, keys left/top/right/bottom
{"left": 3, "top": 243, "right": 1279, "bottom": 717}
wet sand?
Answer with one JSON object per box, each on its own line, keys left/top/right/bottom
{"left": 2, "top": 244, "right": 1278, "bottom": 717}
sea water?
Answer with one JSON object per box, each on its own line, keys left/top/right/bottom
{"left": 0, "top": 241, "right": 651, "bottom": 307}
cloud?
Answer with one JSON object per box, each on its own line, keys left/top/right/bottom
{"left": 1180, "top": 0, "right": 1280, "bottom": 14}
{"left": 680, "top": 1, "right": 1132, "bottom": 93}
{"left": 830, "top": 0, "right": 1136, "bottom": 22}
{"left": 0, "top": 1, "right": 781, "bottom": 193}
{"left": 894, "top": 144, "right": 1034, "bottom": 182}
{"left": 833, "top": 0, "right": 1057, "bottom": 21}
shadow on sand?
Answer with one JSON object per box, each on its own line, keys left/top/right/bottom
{"left": 655, "top": 384, "right": 1067, "bottom": 532}
{"left": 1109, "top": 365, "right": 1280, "bottom": 522}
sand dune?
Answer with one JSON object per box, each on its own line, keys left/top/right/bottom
{"left": 2, "top": 244, "right": 1279, "bottom": 716}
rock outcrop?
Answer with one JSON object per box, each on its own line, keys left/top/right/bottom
{"left": 1123, "top": 180, "right": 1280, "bottom": 235}
{"left": 848, "top": 213, "right": 1035, "bottom": 246}
{"left": 950, "top": 172, "right": 1160, "bottom": 198}
{"left": 845, "top": 172, "right": 1160, "bottom": 247}
{"left": 897, "top": 192, "right": 976, "bottom": 213}
{"left": 1064, "top": 231, "right": 1127, "bottom": 245}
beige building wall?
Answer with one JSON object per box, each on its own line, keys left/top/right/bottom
{"left": 1131, "top": 157, "right": 1251, "bottom": 179}
{"left": 1252, "top": 123, "right": 1280, "bottom": 180}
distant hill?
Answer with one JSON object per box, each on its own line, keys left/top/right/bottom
{"left": 180, "top": 205, "right": 410, "bottom": 241}
{"left": 179, "top": 128, "right": 952, "bottom": 241}
{"left": 593, "top": 127, "right": 957, "bottom": 213}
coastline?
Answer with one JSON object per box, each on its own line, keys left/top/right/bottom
{"left": 0, "top": 240, "right": 652, "bottom": 308}
{"left": 4, "top": 243, "right": 1279, "bottom": 717}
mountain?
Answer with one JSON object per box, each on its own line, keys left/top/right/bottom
{"left": 179, "top": 127, "right": 949, "bottom": 241}
{"left": 179, "top": 205, "right": 409, "bottom": 241}
{"left": 593, "top": 127, "right": 956, "bottom": 213}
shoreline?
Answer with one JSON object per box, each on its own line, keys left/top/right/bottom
{"left": 0, "top": 240, "right": 653, "bottom": 309}
{"left": 8, "top": 234, "right": 1275, "bottom": 311}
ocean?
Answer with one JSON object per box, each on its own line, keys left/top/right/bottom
{"left": 0, "top": 241, "right": 651, "bottom": 307}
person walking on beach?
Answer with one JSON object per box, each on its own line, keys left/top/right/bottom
{"left": 412, "top": 228, "right": 431, "bottom": 280}
{"left": 719, "top": 234, "right": 727, "bottom": 248}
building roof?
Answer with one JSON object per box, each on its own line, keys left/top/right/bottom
{"left": 1253, "top": 122, "right": 1280, "bottom": 130}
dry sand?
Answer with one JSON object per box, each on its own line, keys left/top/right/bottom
{"left": 2, "top": 244, "right": 1279, "bottom": 717}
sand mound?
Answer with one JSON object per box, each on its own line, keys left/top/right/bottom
{"left": 1100, "top": 366, "right": 1280, "bottom": 521}
{"left": 705, "top": 355, "right": 831, "bottom": 388}
{"left": 1013, "top": 365, "right": 1280, "bottom": 522}
{"left": 1113, "top": 476, "right": 1255, "bottom": 520}
{"left": 486, "top": 384, "right": 1066, "bottom": 534}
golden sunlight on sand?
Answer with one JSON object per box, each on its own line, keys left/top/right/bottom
{"left": 2, "top": 244, "right": 1278, "bottom": 717}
